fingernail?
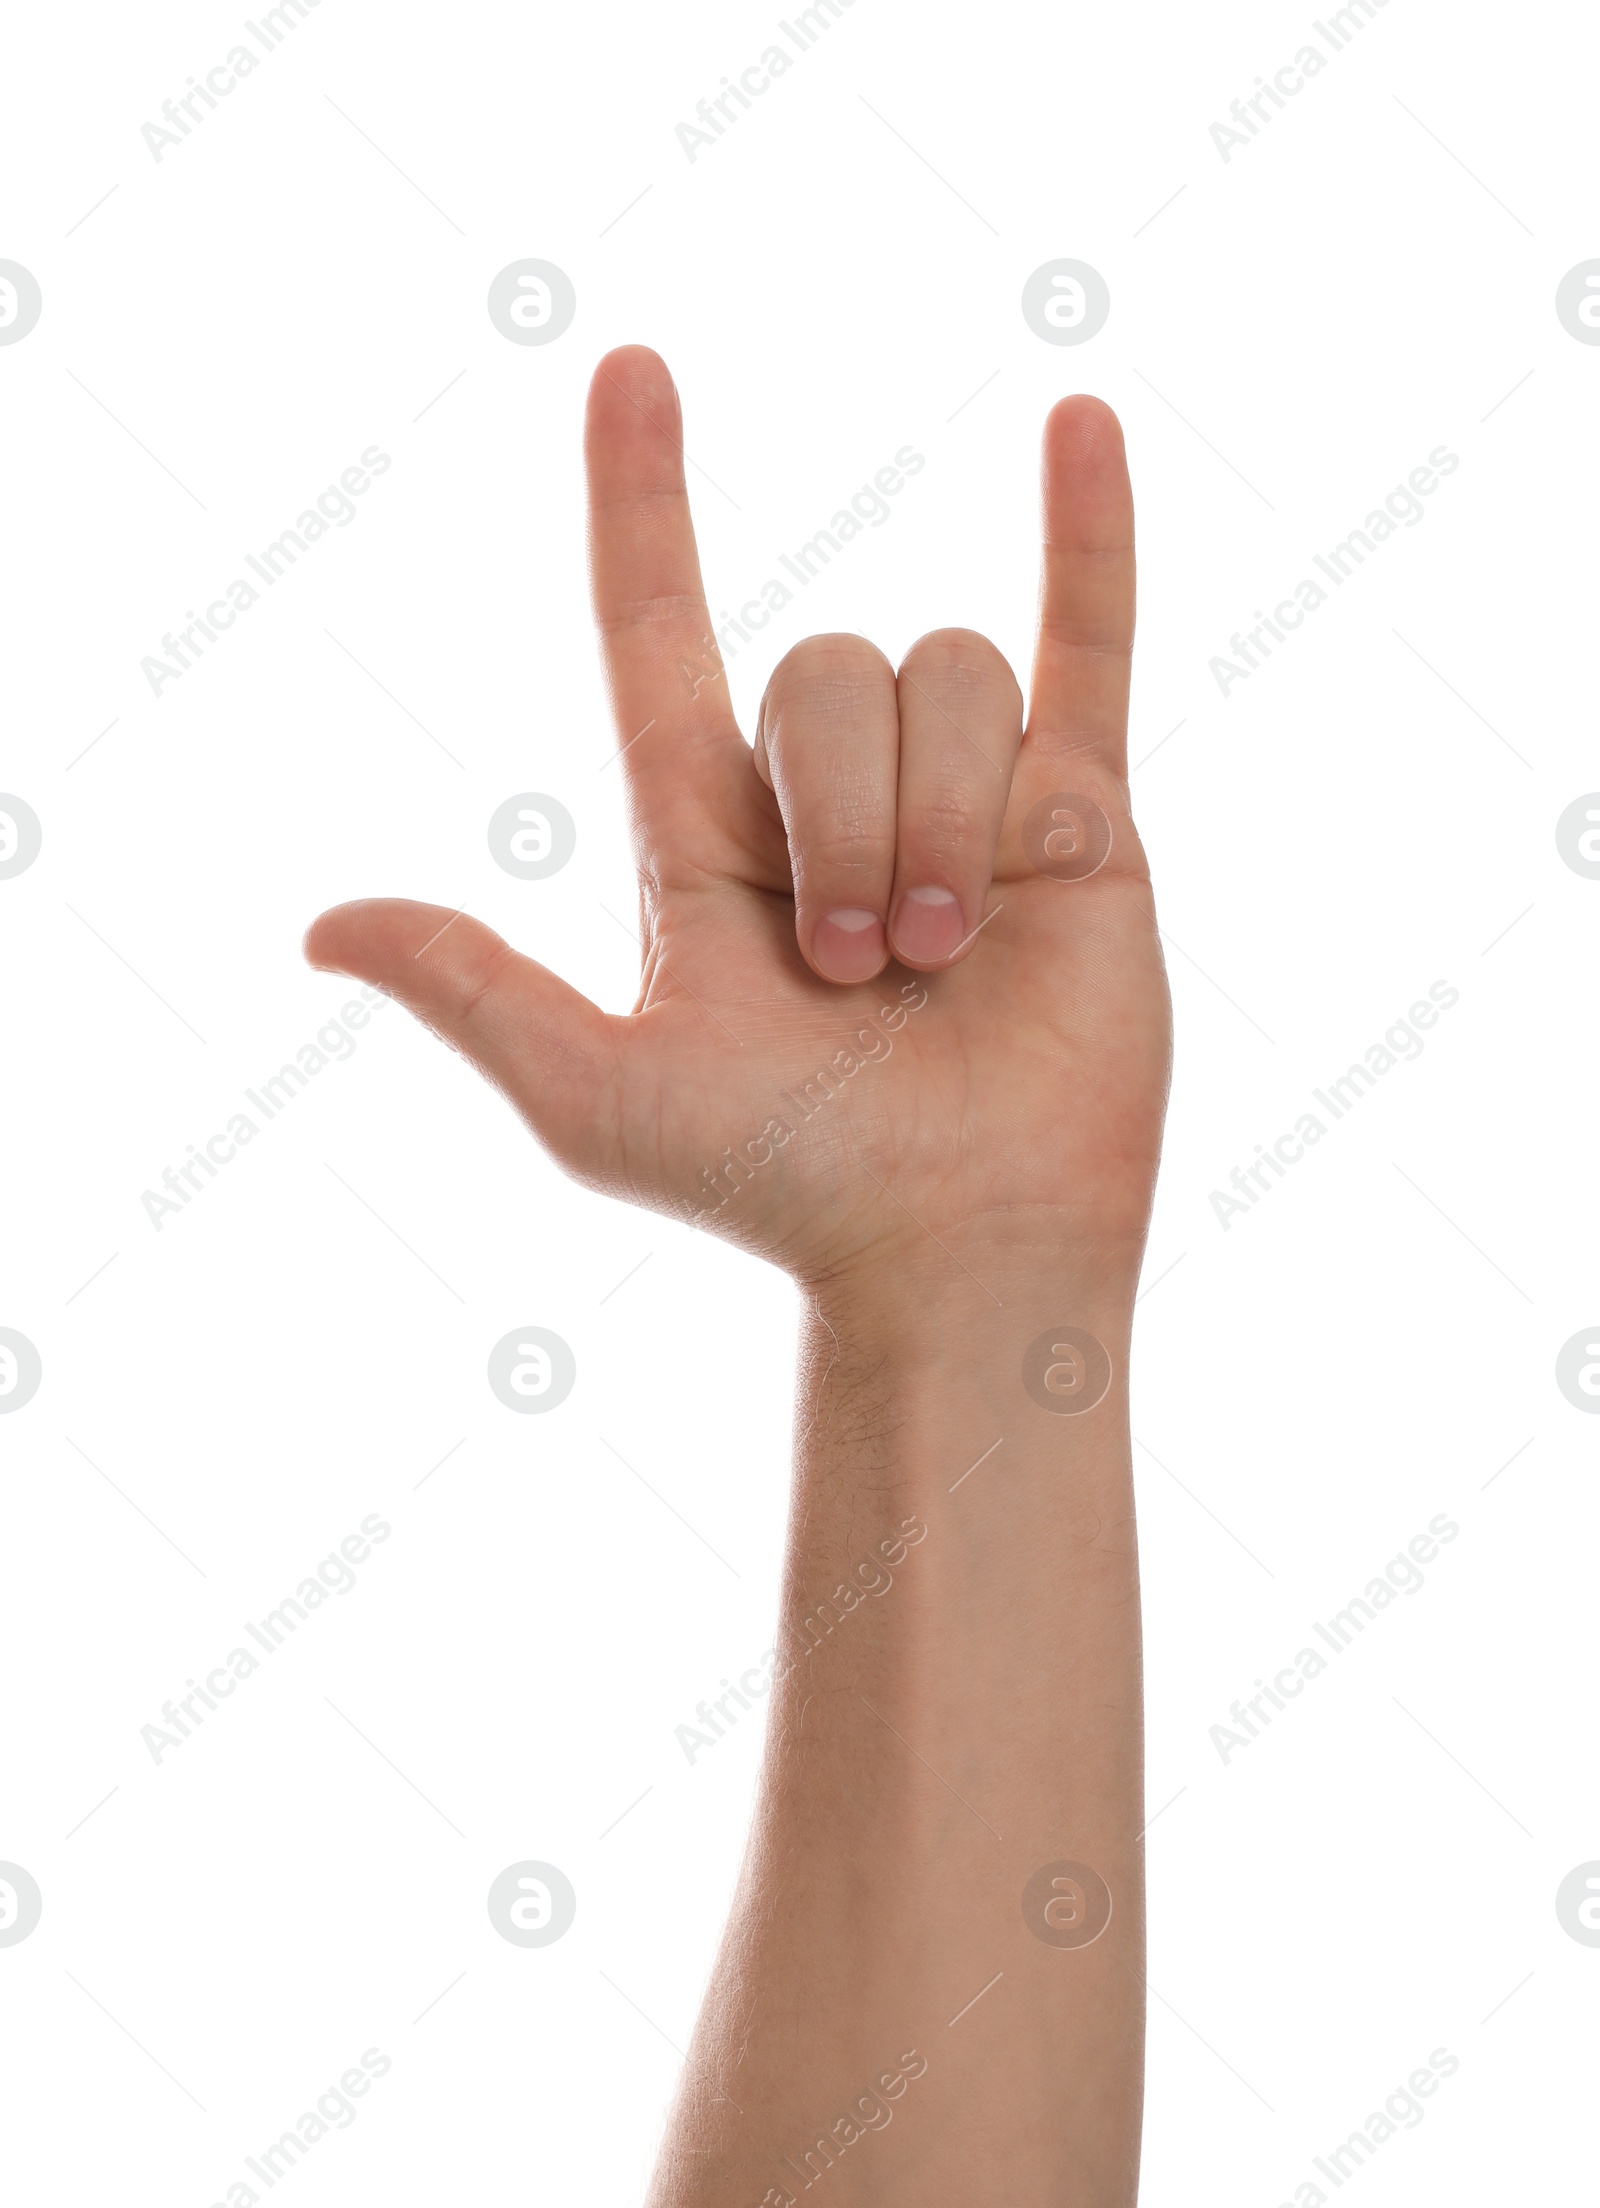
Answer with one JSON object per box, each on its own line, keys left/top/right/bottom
{"left": 890, "top": 886, "right": 965, "bottom": 964}
{"left": 812, "top": 908, "right": 886, "bottom": 983}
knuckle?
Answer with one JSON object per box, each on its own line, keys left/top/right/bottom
{"left": 1036, "top": 618, "right": 1132, "bottom": 656}
{"left": 449, "top": 931, "right": 518, "bottom": 1024}
{"left": 769, "top": 674, "right": 883, "bottom": 741}
{"left": 899, "top": 626, "right": 1020, "bottom": 700}
{"left": 901, "top": 786, "right": 990, "bottom": 869}
{"left": 767, "top": 631, "right": 894, "bottom": 700}
{"left": 798, "top": 816, "right": 895, "bottom": 881}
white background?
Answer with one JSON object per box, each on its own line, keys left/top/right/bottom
{"left": 2, "top": 0, "right": 1596, "bottom": 2200}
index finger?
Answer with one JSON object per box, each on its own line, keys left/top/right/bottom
{"left": 1025, "top": 395, "right": 1135, "bottom": 777}
{"left": 585, "top": 346, "right": 747, "bottom": 863}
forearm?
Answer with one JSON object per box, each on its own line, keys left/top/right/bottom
{"left": 650, "top": 1249, "right": 1146, "bottom": 2206}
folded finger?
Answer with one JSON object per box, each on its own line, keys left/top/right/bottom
{"left": 756, "top": 634, "right": 899, "bottom": 984}
{"left": 890, "top": 628, "right": 1023, "bottom": 969}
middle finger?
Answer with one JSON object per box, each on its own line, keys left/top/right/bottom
{"left": 755, "top": 633, "right": 900, "bottom": 984}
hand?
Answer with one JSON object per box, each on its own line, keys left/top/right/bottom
{"left": 305, "top": 347, "right": 1170, "bottom": 1296}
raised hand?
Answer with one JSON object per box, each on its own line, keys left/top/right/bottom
{"left": 305, "top": 346, "right": 1170, "bottom": 1296}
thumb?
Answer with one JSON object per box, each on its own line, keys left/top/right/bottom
{"left": 304, "top": 898, "right": 622, "bottom": 1178}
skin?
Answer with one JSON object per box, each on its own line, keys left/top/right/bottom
{"left": 307, "top": 346, "right": 1170, "bottom": 2203}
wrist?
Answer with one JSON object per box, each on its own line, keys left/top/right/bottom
{"left": 790, "top": 1233, "right": 1140, "bottom": 1524}
{"left": 799, "top": 1218, "right": 1146, "bottom": 1367}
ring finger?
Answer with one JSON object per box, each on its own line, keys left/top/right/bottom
{"left": 889, "top": 628, "right": 1024, "bottom": 969}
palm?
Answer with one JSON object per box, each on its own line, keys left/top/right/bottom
{"left": 606, "top": 856, "right": 1163, "bottom": 1285}
{"left": 308, "top": 349, "right": 1169, "bottom": 1290}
